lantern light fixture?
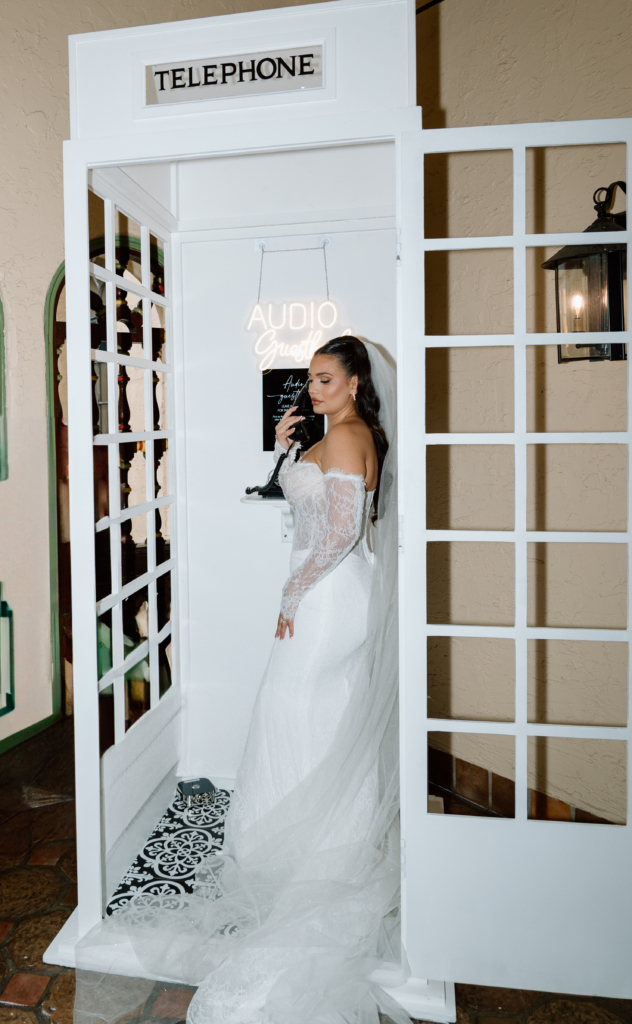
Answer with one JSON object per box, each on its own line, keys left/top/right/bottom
{"left": 541, "top": 181, "right": 627, "bottom": 363}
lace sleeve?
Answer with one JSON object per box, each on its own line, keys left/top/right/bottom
{"left": 274, "top": 439, "right": 300, "bottom": 464}
{"left": 280, "top": 470, "right": 366, "bottom": 620}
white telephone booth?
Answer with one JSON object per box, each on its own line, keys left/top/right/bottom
{"left": 43, "top": 0, "right": 632, "bottom": 1014}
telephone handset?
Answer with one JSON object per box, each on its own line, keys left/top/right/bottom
{"left": 289, "top": 381, "right": 313, "bottom": 447}
{"left": 245, "top": 382, "right": 313, "bottom": 499}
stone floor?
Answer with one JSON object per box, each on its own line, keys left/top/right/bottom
{"left": 1, "top": 720, "right": 632, "bottom": 1024}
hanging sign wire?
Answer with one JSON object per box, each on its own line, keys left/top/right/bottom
{"left": 257, "top": 242, "right": 330, "bottom": 304}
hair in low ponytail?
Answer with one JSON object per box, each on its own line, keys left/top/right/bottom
{"left": 314, "top": 337, "right": 389, "bottom": 521}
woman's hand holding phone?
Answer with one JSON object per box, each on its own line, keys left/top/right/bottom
{"left": 275, "top": 406, "right": 304, "bottom": 450}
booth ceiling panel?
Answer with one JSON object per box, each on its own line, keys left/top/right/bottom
{"left": 177, "top": 144, "right": 395, "bottom": 224}
{"left": 119, "top": 164, "right": 175, "bottom": 219}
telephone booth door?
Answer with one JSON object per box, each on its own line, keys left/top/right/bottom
{"left": 399, "top": 116, "right": 632, "bottom": 997}
{"left": 66, "top": 168, "right": 180, "bottom": 934}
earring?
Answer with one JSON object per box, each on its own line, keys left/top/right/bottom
{"left": 351, "top": 392, "right": 356, "bottom": 401}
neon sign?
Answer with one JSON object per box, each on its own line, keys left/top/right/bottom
{"left": 247, "top": 301, "right": 349, "bottom": 371}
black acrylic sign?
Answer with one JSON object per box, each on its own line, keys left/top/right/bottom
{"left": 262, "top": 369, "right": 325, "bottom": 451}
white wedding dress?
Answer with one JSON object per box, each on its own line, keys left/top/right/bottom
{"left": 225, "top": 445, "right": 375, "bottom": 861}
{"left": 75, "top": 343, "right": 406, "bottom": 1024}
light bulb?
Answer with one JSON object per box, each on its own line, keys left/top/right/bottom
{"left": 572, "top": 294, "right": 584, "bottom": 314}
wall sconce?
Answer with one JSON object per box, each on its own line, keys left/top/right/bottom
{"left": 541, "top": 181, "right": 627, "bottom": 363}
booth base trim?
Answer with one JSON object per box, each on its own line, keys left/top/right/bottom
{"left": 382, "top": 978, "right": 457, "bottom": 1023}
{"left": 44, "top": 911, "right": 456, "bottom": 1020}
{"left": 43, "top": 907, "right": 181, "bottom": 982}
{"left": 43, "top": 907, "right": 79, "bottom": 969}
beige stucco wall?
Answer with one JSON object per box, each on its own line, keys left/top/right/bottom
{"left": 419, "top": 0, "right": 632, "bottom": 819}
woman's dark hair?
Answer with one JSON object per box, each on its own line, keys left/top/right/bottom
{"left": 314, "top": 336, "right": 388, "bottom": 521}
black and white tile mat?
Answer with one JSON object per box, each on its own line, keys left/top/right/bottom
{"left": 107, "top": 789, "right": 231, "bottom": 915}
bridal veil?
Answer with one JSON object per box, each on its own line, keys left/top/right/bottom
{"left": 74, "top": 340, "right": 408, "bottom": 1024}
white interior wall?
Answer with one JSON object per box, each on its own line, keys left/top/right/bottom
{"left": 173, "top": 143, "right": 396, "bottom": 782}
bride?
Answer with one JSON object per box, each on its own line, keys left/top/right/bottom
{"left": 76, "top": 338, "right": 407, "bottom": 1024}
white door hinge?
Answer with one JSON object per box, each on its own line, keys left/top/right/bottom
{"left": 398, "top": 514, "right": 404, "bottom": 548}
{"left": 396, "top": 230, "right": 402, "bottom": 263}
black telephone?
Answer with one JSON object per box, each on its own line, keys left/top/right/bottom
{"left": 245, "top": 381, "right": 313, "bottom": 499}
{"left": 287, "top": 380, "right": 313, "bottom": 446}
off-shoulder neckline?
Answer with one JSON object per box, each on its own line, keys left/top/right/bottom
{"left": 290, "top": 458, "right": 374, "bottom": 491}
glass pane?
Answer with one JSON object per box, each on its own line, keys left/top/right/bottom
{"left": 153, "top": 371, "right": 168, "bottom": 430}
{"left": 115, "top": 209, "right": 142, "bottom": 283}
{"left": 150, "top": 234, "right": 165, "bottom": 297}
{"left": 428, "top": 732, "right": 515, "bottom": 818}
{"left": 528, "top": 639, "right": 628, "bottom": 727}
{"left": 118, "top": 364, "right": 145, "bottom": 433}
{"left": 427, "top": 445, "right": 514, "bottom": 530}
{"left": 121, "top": 516, "right": 148, "bottom": 588}
{"left": 157, "top": 572, "right": 171, "bottom": 631}
{"left": 123, "top": 586, "right": 149, "bottom": 660}
{"left": 151, "top": 303, "right": 167, "bottom": 362}
{"left": 425, "top": 150, "right": 512, "bottom": 239}
{"left": 425, "top": 250, "right": 513, "bottom": 336}
{"left": 156, "top": 505, "right": 171, "bottom": 565}
{"left": 90, "top": 274, "right": 107, "bottom": 349}
{"left": 127, "top": 446, "right": 147, "bottom": 509}
{"left": 427, "top": 542, "right": 515, "bottom": 626}
{"left": 527, "top": 444, "right": 627, "bottom": 533}
{"left": 92, "top": 361, "right": 108, "bottom": 436}
{"left": 99, "top": 683, "right": 115, "bottom": 755}
{"left": 527, "top": 542, "right": 626, "bottom": 629}
{"left": 428, "top": 637, "right": 514, "bottom": 722}
{"left": 526, "top": 144, "right": 626, "bottom": 235}
{"left": 95, "top": 529, "right": 111, "bottom": 602}
{"left": 527, "top": 345, "right": 627, "bottom": 433}
{"left": 88, "top": 190, "right": 105, "bottom": 264}
{"left": 159, "top": 637, "right": 172, "bottom": 698}
{"left": 97, "top": 610, "right": 112, "bottom": 679}
{"left": 116, "top": 290, "right": 143, "bottom": 358}
{"left": 528, "top": 737, "right": 626, "bottom": 824}
{"left": 155, "top": 443, "right": 169, "bottom": 499}
{"left": 426, "top": 347, "right": 514, "bottom": 433}
{"left": 125, "top": 657, "right": 150, "bottom": 731}
{"left": 558, "top": 254, "right": 607, "bottom": 334}
{"left": 93, "top": 445, "right": 109, "bottom": 523}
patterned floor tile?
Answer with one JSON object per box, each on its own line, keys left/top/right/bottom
{"left": 107, "top": 790, "right": 230, "bottom": 915}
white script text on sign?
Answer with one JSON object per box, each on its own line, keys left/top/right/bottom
{"left": 145, "top": 47, "right": 323, "bottom": 106}
{"left": 247, "top": 302, "right": 353, "bottom": 371}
